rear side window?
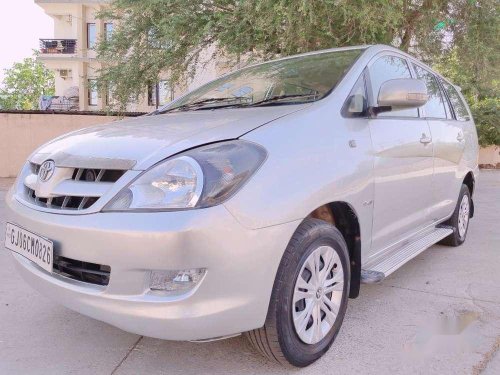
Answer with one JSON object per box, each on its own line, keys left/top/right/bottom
{"left": 440, "top": 80, "right": 471, "bottom": 121}
{"left": 413, "top": 65, "right": 447, "bottom": 119}
{"left": 369, "top": 55, "right": 418, "bottom": 118}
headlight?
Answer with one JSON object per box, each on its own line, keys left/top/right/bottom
{"left": 103, "top": 140, "right": 267, "bottom": 211}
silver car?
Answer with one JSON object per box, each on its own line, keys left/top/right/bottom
{"left": 5, "top": 45, "right": 478, "bottom": 367}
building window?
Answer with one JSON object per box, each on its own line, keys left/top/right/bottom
{"left": 148, "top": 81, "right": 172, "bottom": 107}
{"left": 87, "top": 23, "right": 96, "bottom": 49}
{"left": 105, "top": 23, "right": 113, "bottom": 41}
{"left": 88, "top": 79, "right": 98, "bottom": 106}
{"left": 105, "top": 89, "right": 110, "bottom": 106}
{"left": 105, "top": 85, "right": 116, "bottom": 107}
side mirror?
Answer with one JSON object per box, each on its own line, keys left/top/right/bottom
{"left": 375, "top": 78, "right": 428, "bottom": 114}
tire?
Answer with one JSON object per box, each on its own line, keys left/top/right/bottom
{"left": 439, "top": 184, "right": 471, "bottom": 246}
{"left": 245, "top": 218, "right": 350, "bottom": 367}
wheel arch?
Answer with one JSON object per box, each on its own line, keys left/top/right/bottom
{"left": 463, "top": 171, "right": 475, "bottom": 196}
{"left": 463, "top": 171, "right": 475, "bottom": 217}
{"left": 308, "top": 201, "right": 361, "bottom": 298}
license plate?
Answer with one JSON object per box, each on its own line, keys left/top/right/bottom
{"left": 4, "top": 223, "right": 53, "bottom": 273}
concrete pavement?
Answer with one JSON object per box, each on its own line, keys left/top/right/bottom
{"left": 1, "top": 172, "right": 499, "bottom": 374}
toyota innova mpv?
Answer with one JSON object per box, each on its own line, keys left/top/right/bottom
{"left": 5, "top": 45, "right": 478, "bottom": 367}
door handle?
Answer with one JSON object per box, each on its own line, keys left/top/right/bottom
{"left": 457, "top": 132, "right": 465, "bottom": 142}
{"left": 420, "top": 133, "right": 432, "bottom": 144}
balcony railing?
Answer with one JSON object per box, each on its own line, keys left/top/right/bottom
{"left": 40, "top": 39, "right": 77, "bottom": 54}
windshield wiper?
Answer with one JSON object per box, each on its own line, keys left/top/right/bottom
{"left": 157, "top": 97, "right": 250, "bottom": 114}
{"left": 155, "top": 93, "right": 318, "bottom": 115}
{"left": 249, "top": 93, "right": 319, "bottom": 107}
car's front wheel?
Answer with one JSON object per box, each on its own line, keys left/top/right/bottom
{"left": 246, "top": 218, "right": 350, "bottom": 367}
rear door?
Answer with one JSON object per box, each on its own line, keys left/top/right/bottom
{"left": 412, "top": 64, "right": 466, "bottom": 221}
{"left": 366, "top": 54, "right": 435, "bottom": 256}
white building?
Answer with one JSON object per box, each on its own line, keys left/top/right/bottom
{"left": 35, "top": 0, "right": 224, "bottom": 112}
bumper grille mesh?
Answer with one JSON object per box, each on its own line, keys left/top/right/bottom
{"left": 53, "top": 255, "right": 111, "bottom": 286}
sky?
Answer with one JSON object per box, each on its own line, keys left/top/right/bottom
{"left": 0, "top": 0, "right": 53, "bottom": 83}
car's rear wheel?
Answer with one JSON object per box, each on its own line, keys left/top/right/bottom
{"left": 440, "top": 184, "right": 471, "bottom": 246}
{"left": 246, "top": 218, "right": 350, "bottom": 367}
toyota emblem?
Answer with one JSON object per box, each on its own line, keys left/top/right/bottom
{"left": 38, "top": 160, "right": 56, "bottom": 182}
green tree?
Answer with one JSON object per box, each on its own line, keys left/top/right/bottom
{"left": 0, "top": 53, "right": 55, "bottom": 110}
{"left": 94, "top": 0, "right": 413, "bottom": 108}
{"left": 472, "top": 98, "right": 500, "bottom": 146}
{"left": 97, "top": 0, "right": 499, "bottom": 145}
{"left": 432, "top": 0, "right": 499, "bottom": 146}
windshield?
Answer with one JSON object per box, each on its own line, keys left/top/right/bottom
{"left": 156, "top": 48, "right": 363, "bottom": 114}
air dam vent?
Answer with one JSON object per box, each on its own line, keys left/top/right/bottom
{"left": 53, "top": 255, "right": 111, "bottom": 286}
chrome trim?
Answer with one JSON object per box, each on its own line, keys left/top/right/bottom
{"left": 17, "top": 162, "right": 129, "bottom": 213}
{"left": 51, "top": 180, "right": 113, "bottom": 197}
{"left": 30, "top": 152, "right": 136, "bottom": 170}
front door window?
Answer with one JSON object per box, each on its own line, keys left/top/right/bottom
{"left": 369, "top": 56, "right": 418, "bottom": 118}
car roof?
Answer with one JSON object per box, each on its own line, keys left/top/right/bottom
{"left": 264, "top": 44, "right": 458, "bottom": 89}
{"left": 365, "top": 45, "right": 459, "bottom": 88}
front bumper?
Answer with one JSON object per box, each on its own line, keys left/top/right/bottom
{"left": 5, "top": 188, "right": 299, "bottom": 341}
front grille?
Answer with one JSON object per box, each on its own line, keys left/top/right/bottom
{"left": 24, "top": 163, "right": 126, "bottom": 211}
{"left": 26, "top": 189, "right": 99, "bottom": 209}
{"left": 53, "top": 255, "right": 111, "bottom": 286}
{"left": 71, "top": 168, "right": 126, "bottom": 183}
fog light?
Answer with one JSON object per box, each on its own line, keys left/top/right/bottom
{"left": 150, "top": 268, "right": 206, "bottom": 293}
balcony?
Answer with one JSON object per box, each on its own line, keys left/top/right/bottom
{"left": 39, "top": 39, "right": 77, "bottom": 54}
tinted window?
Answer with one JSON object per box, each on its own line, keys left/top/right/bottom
{"left": 440, "top": 80, "right": 470, "bottom": 121}
{"left": 369, "top": 56, "right": 418, "bottom": 118}
{"left": 413, "top": 65, "right": 447, "bottom": 118}
{"left": 343, "top": 73, "right": 367, "bottom": 117}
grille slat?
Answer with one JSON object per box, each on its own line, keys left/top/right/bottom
{"left": 96, "top": 169, "right": 105, "bottom": 181}
{"left": 78, "top": 197, "right": 89, "bottom": 210}
{"left": 61, "top": 196, "right": 70, "bottom": 208}
{"left": 23, "top": 163, "right": 126, "bottom": 211}
{"left": 74, "top": 168, "right": 84, "bottom": 181}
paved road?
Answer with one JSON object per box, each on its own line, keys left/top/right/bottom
{"left": 1, "top": 172, "right": 499, "bottom": 375}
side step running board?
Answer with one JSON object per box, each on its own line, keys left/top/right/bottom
{"left": 361, "top": 227, "right": 453, "bottom": 284}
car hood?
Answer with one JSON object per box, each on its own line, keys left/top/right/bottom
{"left": 29, "top": 105, "right": 309, "bottom": 170}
